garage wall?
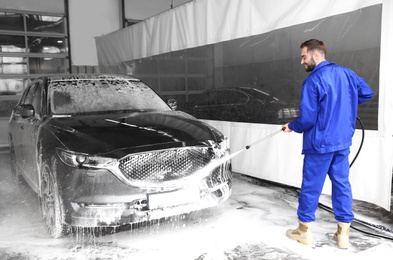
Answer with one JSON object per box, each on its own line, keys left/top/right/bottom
{"left": 68, "top": 0, "right": 121, "bottom": 66}
{"left": 125, "top": 0, "right": 191, "bottom": 21}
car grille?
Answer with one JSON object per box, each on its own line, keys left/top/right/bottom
{"left": 118, "top": 147, "right": 214, "bottom": 183}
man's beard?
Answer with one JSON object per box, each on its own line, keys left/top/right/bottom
{"left": 305, "top": 58, "right": 316, "bottom": 72}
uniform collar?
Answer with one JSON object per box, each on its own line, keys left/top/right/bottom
{"left": 310, "top": 60, "right": 331, "bottom": 74}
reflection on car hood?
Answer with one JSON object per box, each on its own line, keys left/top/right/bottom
{"left": 48, "top": 111, "right": 223, "bottom": 157}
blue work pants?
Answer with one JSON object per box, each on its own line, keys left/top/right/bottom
{"left": 297, "top": 148, "right": 355, "bottom": 223}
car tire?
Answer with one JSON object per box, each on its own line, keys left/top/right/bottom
{"left": 40, "top": 161, "right": 69, "bottom": 238}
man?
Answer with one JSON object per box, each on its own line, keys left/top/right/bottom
{"left": 282, "top": 39, "right": 374, "bottom": 249}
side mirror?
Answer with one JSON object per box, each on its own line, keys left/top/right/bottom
{"left": 14, "top": 104, "right": 35, "bottom": 118}
{"left": 166, "top": 98, "right": 178, "bottom": 111}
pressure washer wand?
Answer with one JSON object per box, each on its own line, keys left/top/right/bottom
{"left": 245, "top": 126, "right": 286, "bottom": 150}
{"left": 184, "top": 127, "right": 286, "bottom": 184}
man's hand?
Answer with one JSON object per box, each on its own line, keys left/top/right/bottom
{"left": 282, "top": 123, "right": 293, "bottom": 133}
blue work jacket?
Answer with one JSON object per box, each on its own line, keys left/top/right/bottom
{"left": 288, "top": 61, "right": 374, "bottom": 154}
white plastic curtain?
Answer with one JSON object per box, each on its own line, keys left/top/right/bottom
{"left": 96, "top": 0, "right": 393, "bottom": 210}
{"left": 96, "top": 0, "right": 384, "bottom": 64}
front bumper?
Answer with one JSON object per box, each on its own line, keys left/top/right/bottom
{"left": 70, "top": 178, "right": 232, "bottom": 227}
{"left": 68, "top": 164, "right": 232, "bottom": 227}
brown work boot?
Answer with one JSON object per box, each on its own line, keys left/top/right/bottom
{"left": 286, "top": 220, "right": 313, "bottom": 245}
{"left": 334, "top": 222, "right": 351, "bottom": 249}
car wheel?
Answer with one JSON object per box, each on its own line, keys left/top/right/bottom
{"left": 40, "top": 161, "right": 69, "bottom": 238}
{"left": 9, "top": 136, "right": 23, "bottom": 184}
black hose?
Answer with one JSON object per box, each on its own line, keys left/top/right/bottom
{"left": 318, "top": 203, "right": 393, "bottom": 241}
{"left": 350, "top": 117, "right": 365, "bottom": 167}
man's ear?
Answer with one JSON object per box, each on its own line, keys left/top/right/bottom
{"left": 313, "top": 51, "right": 320, "bottom": 60}
{"left": 313, "top": 51, "right": 323, "bottom": 62}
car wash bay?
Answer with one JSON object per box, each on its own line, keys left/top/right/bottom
{"left": 0, "top": 149, "right": 392, "bottom": 260}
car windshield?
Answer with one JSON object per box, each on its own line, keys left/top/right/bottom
{"left": 49, "top": 78, "right": 170, "bottom": 114}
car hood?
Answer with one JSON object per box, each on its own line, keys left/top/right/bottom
{"left": 47, "top": 111, "right": 224, "bottom": 157}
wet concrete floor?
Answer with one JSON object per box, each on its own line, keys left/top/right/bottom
{"left": 0, "top": 149, "right": 392, "bottom": 259}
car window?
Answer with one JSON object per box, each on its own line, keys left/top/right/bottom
{"left": 49, "top": 79, "right": 171, "bottom": 114}
{"left": 194, "top": 91, "right": 218, "bottom": 106}
{"left": 217, "top": 90, "right": 248, "bottom": 105}
{"left": 240, "top": 88, "right": 278, "bottom": 102}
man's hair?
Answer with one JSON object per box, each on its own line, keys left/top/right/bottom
{"left": 300, "top": 39, "right": 327, "bottom": 57}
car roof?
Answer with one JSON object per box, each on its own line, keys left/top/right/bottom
{"left": 44, "top": 74, "right": 141, "bottom": 82}
{"left": 204, "top": 86, "right": 270, "bottom": 95}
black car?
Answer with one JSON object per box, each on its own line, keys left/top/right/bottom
{"left": 8, "top": 74, "right": 232, "bottom": 238}
{"left": 189, "top": 87, "right": 299, "bottom": 124}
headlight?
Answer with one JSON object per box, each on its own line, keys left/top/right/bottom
{"left": 277, "top": 108, "right": 299, "bottom": 119}
{"left": 56, "top": 148, "right": 118, "bottom": 168}
{"left": 208, "top": 137, "right": 230, "bottom": 158}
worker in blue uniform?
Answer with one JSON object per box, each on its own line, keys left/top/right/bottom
{"left": 282, "top": 39, "right": 374, "bottom": 249}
